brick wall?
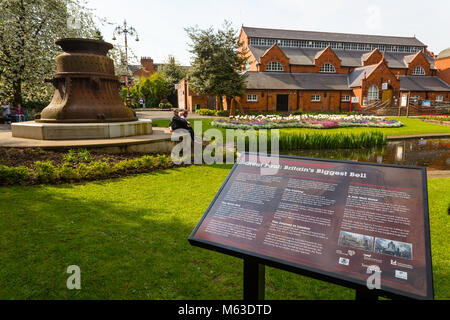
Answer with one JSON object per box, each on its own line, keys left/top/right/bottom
{"left": 259, "top": 44, "right": 290, "bottom": 72}
{"left": 361, "top": 61, "right": 400, "bottom": 103}
{"left": 313, "top": 47, "right": 345, "bottom": 74}
{"left": 363, "top": 49, "right": 382, "bottom": 66}
{"left": 406, "top": 91, "right": 449, "bottom": 102}
{"left": 406, "top": 52, "right": 431, "bottom": 75}
{"left": 239, "top": 90, "right": 354, "bottom": 112}
{"left": 436, "top": 57, "right": 450, "bottom": 85}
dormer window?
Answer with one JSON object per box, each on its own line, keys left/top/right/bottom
{"left": 266, "top": 61, "right": 283, "bottom": 72}
{"left": 412, "top": 66, "right": 425, "bottom": 75}
{"left": 320, "top": 63, "right": 336, "bottom": 73}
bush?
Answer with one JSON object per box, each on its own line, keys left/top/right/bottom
{"left": 58, "top": 164, "right": 80, "bottom": 182}
{"left": 0, "top": 165, "right": 30, "bottom": 185}
{"left": 156, "top": 154, "right": 172, "bottom": 168}
{"left": 159, "top": 101, "right": 173, "bottom": 109}
{"left": 34, "top": 161, "right": 57, "bottom": 183}
{"left": 77, "top": 161, "right": 111, "bottom": 180}
{"left": 63, "top": 149, "right": 92, "bottom": 163}
{"left": 195, "top": 109, "right": 216, "bottom": 116}
{"left": 215, "top": 110, "right": 230, "bottom": 117}
{"left": 139, "top": 155, "right": 156, "bottom": 169}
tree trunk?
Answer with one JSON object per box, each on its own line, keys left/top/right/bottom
{"left": 235, "top": 97, "right": 245, "bottom": 116}
{"left": 230, "top": 97, "right": 236, "bottom": 117}
{"left": 216, "top": 96, "right": 223, "bottom": 111}
{"left": 12, "top": 78, "right": 22, "bottom": 108}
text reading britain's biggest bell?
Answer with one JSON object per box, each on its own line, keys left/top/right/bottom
{"left": 37, "top": 38, "right": 137, "bottom": 123}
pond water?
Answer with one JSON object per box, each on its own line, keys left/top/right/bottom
{"left": 283, "top": 139, "right": 450, "bottom": 171}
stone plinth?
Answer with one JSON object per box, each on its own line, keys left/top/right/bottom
{"left": 11, "top": 120, "right": 152, "bottom": 140}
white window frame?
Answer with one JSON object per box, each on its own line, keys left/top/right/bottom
{"left": 320, "top": 63, "right": 336, "bottom": 73}
{"left": 412, "top": 66, "right": 426, "bottom": 75}
{"left": 266, "top": 61, "right": 284, "bottom": 72}
{"left": 367, "top": 85, "right": 379, "bottom": 101}
{"left": 247, "top": 94, "right": 258, "bottom": 102}
{"left": 341, "top": 95, "right": 351, "bottom": 102}
{"left": 436, "top": 95, "right": 444, "bottom": 102}
{"left": 311, "top": 94, "right": 321, "bottom": 102}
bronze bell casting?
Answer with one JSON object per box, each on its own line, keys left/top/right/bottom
{"left": 38, "top": 38, "right": 137, "bottom": 123}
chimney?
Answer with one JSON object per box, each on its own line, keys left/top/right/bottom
{"left": 140, "top": 57, "right": 154, "bottom": 72}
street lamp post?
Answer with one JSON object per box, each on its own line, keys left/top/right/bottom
{"left": 112, "top": 20, "right": 139, "bottom": 107}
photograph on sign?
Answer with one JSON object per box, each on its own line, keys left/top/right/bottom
{"left": 189, "top": 153, "right": 433, "bottom": 300}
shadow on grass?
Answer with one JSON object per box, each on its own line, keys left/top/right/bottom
{"left": 0, "top": 167, "right": 355, "bottom": 300}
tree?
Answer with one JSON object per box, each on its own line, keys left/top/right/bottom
{"left": 185, "top": 21, "right": 249, "bottom": 111}
{"left": 0, "top": 0, "right": 99, "bottom": 106}
{"left": 138, "top": 72, "right": 168, "bottom": 108}
{"left": 158, "top": 55, "right": 187, "bottom": 107}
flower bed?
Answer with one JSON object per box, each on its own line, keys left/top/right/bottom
{"left": 211, "top": 114, "right": 403, "bottom": 129}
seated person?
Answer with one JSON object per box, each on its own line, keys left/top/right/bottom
{"left": 1, "top": 101, "right": 11, "bottom": 124}
{"left": 14, "top": 104, "right": 25, "bottom": 122}
{"left": 169, "top": 109, "right": 194, "bottom": 140}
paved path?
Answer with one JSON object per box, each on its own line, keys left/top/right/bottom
{"left": 427, "top": 170, "right": 450, "bottom": 178}
{"left": 387, "top": 133, "right": 450, "bottom": 140}
{"left": 0, "top": 127, "right": 174, "bottom": 148}
{"left": 136, "top": 110, "right": 219, "bottom": 121}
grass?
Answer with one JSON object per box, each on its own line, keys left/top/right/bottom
{"left": 0, "top": 165, "right": 448, "bottom": 300}
{"left": 153, "top": 117, "right": 450, "bottom": 137}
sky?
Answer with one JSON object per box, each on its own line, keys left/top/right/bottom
{"left": 85, "top": 0, "right": 450, "bottom": 66}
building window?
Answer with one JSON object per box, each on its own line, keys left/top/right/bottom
{"left": 266, "top": 61, "right": 283, "bottom": 71}
{"left": 320, "top": 63, "right": 336, "bottom": 73}
{"left": 436, "top": 95, "right": 444, "bottom": 102}
{"left": 311, "top": 94, "right": 321, "bottom": 102}
{"left": 247, "top": 94, "right": 258, "bottom": 102}
{"left": 341, "top": 95, "right": 350, "bottom": 102}
{"left": 367, "top": 85, "right": 379, "bottom": 101}
{"left": 412, "top": 66, "right": 426, "bottom": 75}
{"left": 249, "top": 37, "right": 422, "bottom": 53}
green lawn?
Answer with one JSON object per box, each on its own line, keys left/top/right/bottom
{"left": 0, "top": 165, "right": 448, "bottom": 299}
{"left": 153, "top": 117, "right": 450, "bottom": 136}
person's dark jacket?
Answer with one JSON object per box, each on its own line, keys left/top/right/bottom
{"left": 170, "top": 114, "right": 194, "bottom": 140}
{"left": 170, "top": 115, "right": 189, "bottom": 131}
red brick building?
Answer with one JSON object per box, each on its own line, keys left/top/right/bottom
{"left": 120, "top": 57, "right": 160, "bottom": 86}
{"left": 435, "top": 48, "right": 450, "bottom": 85}
{"left": 178, "top": 26, "right": 450, "bottom": 112}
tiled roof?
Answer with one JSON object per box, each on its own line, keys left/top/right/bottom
{"left": 244, "top": 72, "right": 350, "bottom": 90}
{"left": 248, "top": 46, "right": 435, "bottom": 69}
{"left": 348, "top": 65, "right": 377, "bottom": 88}
{"left": 129, "top": 65, "right": 141, "bottom": 73}
{"left": 243, "top": 26, "right": 426, "bottom": 47}
{"left": 400, "top": 76, "right": 450, "bottom": 92}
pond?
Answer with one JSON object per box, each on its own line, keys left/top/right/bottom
{"left": 283, "top": 138, "right": 450, "bottom": 171}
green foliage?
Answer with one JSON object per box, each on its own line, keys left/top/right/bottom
{"left": 156, "top": 154, "right": 172, "bottom": 167}
{"left": 33, "top": 160, "right": 57, "bottom": 184}
{"left": 58, "top": 163, "right": 79, "bottom": 181}
{"left": 194, "top": 109, "right": 230, "bottom": 117}
{"left": 185, "top": 21, "right": 249, "bottom": 109}
{"left": 139, "top": 155, "right": 156, "bottom": 169}
{"left": 159, "top": 101, "right": 173, "bottom": 109}
{"left": 63, "top": 149, "right": 92, "bottom": 163}
{"left": 138, "top": 73, "right": 169, "bottom": 108}
{"left": 274, "top": 131, "right": 387, "bottom": 151}
{"left": 195, "top": 109, "right": 217, "bottom": 116}
{"left": 0, "top": 0, "right": 100, "bottom": 104}
{"left": 158, "top": 56, "right": 188, "bottom": 98}
{"left": 0, "top": 168, "right": 447, "bottom": 299}
{"left": 0, "top": 165, "right": 30, "bottom": 185}
{"left": 215, "top": 110, "right": 230, "bottom": 117}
